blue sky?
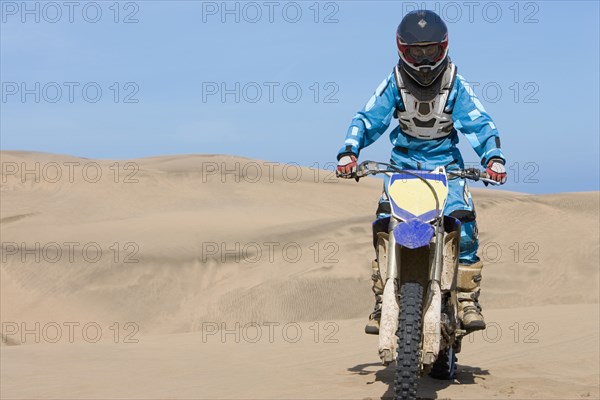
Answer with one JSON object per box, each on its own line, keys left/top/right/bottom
{"left": 1, "top": 0, "right": 599, "bottom": 194}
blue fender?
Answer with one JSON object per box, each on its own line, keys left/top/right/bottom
{"left": 393, "top": 218, "right": 435, "bottom": 249}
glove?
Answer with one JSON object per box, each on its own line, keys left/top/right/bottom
{"left": 336, "top": 155, "right": 357, "bottom": 178}
{"left": 486, "top": 159, "right": 507, "bottom": 184}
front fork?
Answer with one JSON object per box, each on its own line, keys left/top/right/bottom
{"left": 377, "top": 218, "right": 399, "bottom": 365}
{"left": 421, "top": 222, "right": 445, "bottom": 366}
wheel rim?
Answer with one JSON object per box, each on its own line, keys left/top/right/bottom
{"left": 448, "top": 346, "right": 456, "bottom": 379}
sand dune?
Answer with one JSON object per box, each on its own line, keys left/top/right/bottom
{"left": 1, "top": 151, "right": 598, "bottom": 399}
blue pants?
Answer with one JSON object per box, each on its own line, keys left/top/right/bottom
{"left": 376, "top": 173, "right": 479, "bottom": 265}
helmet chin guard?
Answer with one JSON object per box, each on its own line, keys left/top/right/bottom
{"left": 401, "top": 57, "right": 449, "bottom": 87}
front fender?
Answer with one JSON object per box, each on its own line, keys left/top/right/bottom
{"left": 393, "top": 218, "right": 435, "bottom": 249}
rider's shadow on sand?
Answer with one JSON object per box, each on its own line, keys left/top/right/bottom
{"left": 348, "top": 362, "right": 490, "bottom": 400}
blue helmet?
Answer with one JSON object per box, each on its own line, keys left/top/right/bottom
{"left": 396, "top": 10, "right": 449, "bottom": 86}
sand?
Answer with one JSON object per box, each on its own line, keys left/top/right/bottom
{"left": 1, "top": 151, "right": 598, "bottom": 399}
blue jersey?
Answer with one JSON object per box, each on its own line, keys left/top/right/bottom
{"left": 338, "top": 65, "right": 505, "bottom": 170}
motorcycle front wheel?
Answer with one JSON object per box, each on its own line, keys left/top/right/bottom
{"left": 394, "top": 282, "right": 423, "bottom": 400}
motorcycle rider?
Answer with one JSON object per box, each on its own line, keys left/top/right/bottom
{"left": 336, "top": 10, "right": 507, "bottom": 335}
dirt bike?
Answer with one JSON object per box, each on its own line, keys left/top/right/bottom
{"left": 353, "top": 161, "right": 498, "bottom": 400}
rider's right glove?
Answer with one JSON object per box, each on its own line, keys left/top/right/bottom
{"left": 486, "top": 158, "right": 507, "bottom": 184}
{"left": 336, "top": 155, "right": 357, "bottom": 179}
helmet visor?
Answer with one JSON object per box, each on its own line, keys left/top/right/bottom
{"left": 400, "top": 43, "right": 446, "bottom": 66}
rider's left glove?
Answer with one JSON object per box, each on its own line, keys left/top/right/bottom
{"left": 336, "top": 155, "right": 357, "bottom": 178}
{"left": 486, "top": 159, "right": 507, "bottom": 184}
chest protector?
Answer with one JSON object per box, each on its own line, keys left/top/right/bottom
{"left": 394, "top": 62, "right": 457, "bottom": 140}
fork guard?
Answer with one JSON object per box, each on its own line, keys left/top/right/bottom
{"left": 378, "top": 278, "right": 399, "bottom": 365}
{"left": 421, "top": 280, "right": 442, "bottom": 366}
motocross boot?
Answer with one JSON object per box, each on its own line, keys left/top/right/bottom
{"left": 365, "top": 259, "right": 384, "bottom": 335}
{"left": 457, "top": 260, "right": 486, "bottom": 332}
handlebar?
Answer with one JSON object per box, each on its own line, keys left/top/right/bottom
{"left": 349, "top": 161, "right": 500, "bottom": 186}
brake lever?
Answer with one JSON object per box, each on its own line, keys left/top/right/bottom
{"left": 480, "top": 177, "right": 500, "bottom": 186}
{"left": 478, "top": 169, "right": 501, "bottom": 186}
{"left": 449, "top": 169, "right": 499, "bottom": 186}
